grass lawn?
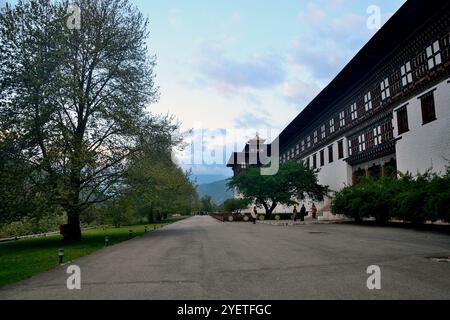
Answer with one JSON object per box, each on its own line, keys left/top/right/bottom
{"left": 0, "top": 217, "right": 187, "bottom": 288}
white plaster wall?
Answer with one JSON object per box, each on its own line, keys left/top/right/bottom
{"left": 394, "top": 78, "right": 450, "bottom": 175}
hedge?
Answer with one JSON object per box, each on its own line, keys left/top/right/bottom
{"left": 332, "top": 168, "right": 450, "bottom": 225}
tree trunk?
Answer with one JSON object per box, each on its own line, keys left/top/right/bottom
{"left": 64, "top": 140, "right": 83, "bottom": 241}
{"left": 262, "top": 202, "right": 277, "bottom": 220}
{"left": 147, "top": 204, "right": 154, "bottom": 223}
{"left": 63, "top": 213, "right": 82, "bottom": 241}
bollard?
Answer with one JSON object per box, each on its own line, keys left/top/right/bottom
{"left": 58, "top": 248, "right": 64, "bottom": 264}
{"left": 144, "top": 226, "right": 148, "bottom": 233}
{"left": 129, "top": 230, "right": 133, "bottom": 239}
{"left": 105, "top": 236, "right": 109, "bottom": 247}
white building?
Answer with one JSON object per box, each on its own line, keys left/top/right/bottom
{"left": 228, "top": 1, "right": 450, "bottom": 217}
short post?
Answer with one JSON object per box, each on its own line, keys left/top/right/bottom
{"left": 58, "top": 248, "right": 64, "bottom": 264}
{"left": 105, "top": 236, "right": 109, "bottom": 247}
{"left": 144, "top": 226, "right": 148, "bottom": 233}
{"left": 129, "top": 230, "right": 133, "bottom": 239}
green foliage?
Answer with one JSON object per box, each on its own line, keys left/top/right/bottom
{"left": 332, "top": 177, "right": 401, "bottom": 223}
{"left": 0, "top": 210, "right": 67, "bottom": 238}
{"left": 223, "top": 198, "right": 250, "bottom": 214}
{"left": 332, "top": 168, "right": 450, "bottom": 224}
{"left": 228, "top": 161, "right": 329, "bottom": 216}
{"left": 199, "top": 195, "right": 216, "bottom": 213}
{"left": 0, "top": 1, "right": 197, "bottom": 238}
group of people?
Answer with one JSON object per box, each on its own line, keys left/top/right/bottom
{"left": 250, "top": 204, "right": 318, "bottom": 224}
{"left": 292, "top": 204, "right": 317, "bottom": 222}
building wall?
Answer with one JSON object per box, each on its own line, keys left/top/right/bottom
{"left": 394, "top": 78, "right": 450, "bottom": 175}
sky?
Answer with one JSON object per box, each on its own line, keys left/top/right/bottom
{"left": 1, "top": 0, "right": 407, "bottom": 181}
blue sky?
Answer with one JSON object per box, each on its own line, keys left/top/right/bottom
{"left": 1, "top": 0, "right": 407, "bottom": 179}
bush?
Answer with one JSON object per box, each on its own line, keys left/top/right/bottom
{"left": 223, "top": 198, "right": 250, "bottom": 214}
{"left": 332, "top": 169, "right": 450, "bottom": 225}
{"left": 424, "top": 168, "right": 450, "bottom": 223}
{"left": 0, "top": 210, "right": 66, "bottom": 238}
{"left": 332, "top": 177, "right": 400, "bottom": 223}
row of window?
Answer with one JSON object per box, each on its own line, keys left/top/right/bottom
{"left": 280, "top": 38, "right": 446, "bottom": 163}
{"left": 303, "top": 140, "right": 346, "bottom": 170}
{"left": 396, "top": 90, "right": 437, "bottom": 135}
{"left": 348, "top": 121, "right": 393, "bottom": 158}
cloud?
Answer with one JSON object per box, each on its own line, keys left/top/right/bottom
{"left": 168, "top": 8, "right": 182, "bottom": 29}
{"left": 290, "top": 11, "right": 370, "bottom": 80}
{"left": 194, "top": 40, "right": 286, "bottom": 97}
{"left": 298, "top": 2, "right": 326, "bottom": 26}
{"left": 234, "top": 111, "right": 273, "bottom": 130}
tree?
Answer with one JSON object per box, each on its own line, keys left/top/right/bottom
{"left": 228, "top": 162, "right": 328, "bottom": 219}
{"left": 0, "top": 0, "right": 160, "bottom": 240}
{"left": 200, "top": 195, "right": 215, "bottom": 213}
{"left": 223, "top": 198, "right": 250, "bottom": 214}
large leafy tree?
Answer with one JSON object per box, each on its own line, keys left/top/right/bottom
{"left": 0, "top": 0, "right": 160, "bottom": 239}
{"left": 123, "top": 120, "right": 198, "bottom": 223}
{"left": 228, "top": 162, "right": 329, "bottom": 218}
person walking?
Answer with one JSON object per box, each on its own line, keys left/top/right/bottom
{"left": 251, "top": 206, "right": 258, "bottom": 225}
{"left": 311, "top": 204, "right": 318, "bottom": 220}
{"left": 300, "top": 204, "right": 306, "bottom": 222}
{"left": 293, "top": 205, "right": 298, "bottom": 222}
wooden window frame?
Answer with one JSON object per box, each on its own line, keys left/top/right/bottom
{"left": 397, "top": 106, "right": 409, "bottom": 135}
{"left": 420, "top": 91, "right": 437, "bottom": 125}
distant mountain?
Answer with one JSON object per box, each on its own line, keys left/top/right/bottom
{"left": 197, "top": 179, "right": 234, "bottom": 205}
{"left": 193, "top": 174, "right": 229, "bottom": 185}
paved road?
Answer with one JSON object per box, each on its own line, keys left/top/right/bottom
{"left": 1, "top": 216, "right": 450, "bottom": 300}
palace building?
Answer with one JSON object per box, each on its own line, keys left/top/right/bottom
{"left": 228, "top": 0, "right": 450, "bottom": 217}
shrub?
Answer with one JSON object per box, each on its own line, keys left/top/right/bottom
{"left": 332, "top": 168, "right": 450, "bottom": 225}
{"left": 223, "top": 198, "right": 250, "bottom": 214}
{"left": 332, "top": 177, "right": 400, "bottom": 223}
{"left": 424, "top": 168, "right": 450, "bottom": 223}
{"left": 0, "top": 210, "right": 66, "bottom": 238}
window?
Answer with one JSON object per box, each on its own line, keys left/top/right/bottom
{"left": 421, "top": 91, "right": 437, "bottom": 125}
{"left": 364, "top": 92, "right": 373, "bottom": 112}
{"left": 397, "top": 106, "right": 409, "bottom": 135}
{"left": 314, "top": 131, "right": 318, "bottom": 144}
{"left": 380, "top": 78, "right": 390, "bottom": 100}
{"left": 307, "top": 136, "right": 311, "bottom": 148}
{"left": 350, "top": 103, "right": 358, "bottom": 121}
{"left": 328, "top": 145, "right": 334, "bottom": 163}
{"left": 339, "top": 111, "right": 346, "bottom": 128}
{"left": 321, "top": 125, "right": 326, "bottom": 139}
{"left": 306, "top": 157, "right": 310, "bottom": 169}
{"left": 426, "top": 41, "right": 442, "bottom": 70}
{"left": 373, "top": 126, "right": 382, "bottom": 146}
{"left": 301, "top": 140, "right": 305, "bottom": 152}
{"left": 401, "top": 61, "right": 413, "bottom": 87}
{"left": 320, "top": 150, "right": 325, "bottom": 167}
{"left": 312, "top": 154, "right": 317, "bottom": 169}
{"left": 358, "top": 134, "right": 366, "bottom": 152}
{"left": 329, "top": 119, "right": 335, "bottom": 134}
{"left": 338, "top": 140, "right": 344, "bottom": 159}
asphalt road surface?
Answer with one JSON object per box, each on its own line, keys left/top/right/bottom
{"left": 1, "top": 216, "right": 449, "bottom": 300}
